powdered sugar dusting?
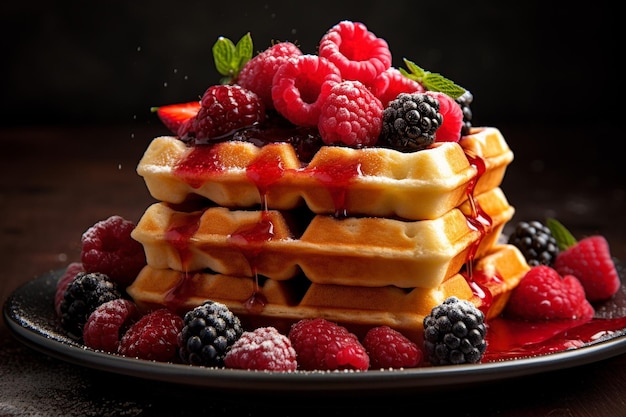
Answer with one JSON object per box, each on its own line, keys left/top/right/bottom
{"left": 224, "top": 326, "right": 297, "bottom": 371}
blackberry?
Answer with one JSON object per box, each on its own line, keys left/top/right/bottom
{"left": 380, "top": 93, "right": 442, "bottom": 152}
{"left": 423, "top": 296, "right": 487, "bottom": 365}
{"left": 456, "top": 90, "right": 473, "bottom": 136}
{"left": 178, "top": 300, "right": 243, "bottom": 367}
{"left": 508, "top": 220, "right": 559, "bottom": 266}
{"left": 59, "top": 272, "right": 122, "bottom": 337}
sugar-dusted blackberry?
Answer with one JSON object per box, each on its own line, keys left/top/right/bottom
{"left": 456, "top": 90, "right": 473, "bottom": 136}
{"left": 380, "top": 92, "right": 442, "bottom": 152}
{"left": 508, "top": 220, "right": 560, "bottom": 266}
{"left": 178, "top": 300, "right": 243, "bottom": 367}
{"left": 59, "top": 272, "right": 122, "bottom": 337}
{"left": 423, "top": 296, "right": 487, "bottom": 366}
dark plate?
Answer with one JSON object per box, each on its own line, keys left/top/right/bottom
{"left": 5, "top": 268, "right": 626, "bottom": 392}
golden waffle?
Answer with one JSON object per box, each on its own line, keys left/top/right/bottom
{"left": 131, "top": 187, "right": 514, "bottom": 289}
{"left": 126, "top": 244, "right": 530, "bottom": 343}
{"left": 136, "top": 127, "right": 513, "bottom": 221}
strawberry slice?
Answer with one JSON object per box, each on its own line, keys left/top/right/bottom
{"left": 152, "top": 101, "right": 200, "bottom": 135}
{"left": 554, "top": 235, "right": 620, "bottom": 302}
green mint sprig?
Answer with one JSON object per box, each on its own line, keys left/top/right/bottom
{"left": 212, "top": 33, "right": 253, "bottom": 84}
{"left": 400, "top": 59, "right": 466, "bottom": 99}
{"left": 546, "top": 218, "right": 578, "bottom": 251}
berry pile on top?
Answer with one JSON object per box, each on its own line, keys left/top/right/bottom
{"left": 154, "top": 20, "right": 472, "bottom": 156}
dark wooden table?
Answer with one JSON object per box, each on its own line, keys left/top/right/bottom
{"left": 1, "top": 124, "right": 625, "bottom": 417}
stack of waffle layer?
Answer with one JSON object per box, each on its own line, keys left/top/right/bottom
{"left": 127, "top": 127, "right": 530, "bottom": 342}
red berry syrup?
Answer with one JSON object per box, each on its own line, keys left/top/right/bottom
{"left": 173, "top": 145, "right": 224, "bottom": 189}
{"left": 304, "top": 159, "right": 362, "bottom": 218}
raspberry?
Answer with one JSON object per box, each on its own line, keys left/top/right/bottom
{"left": 318, "top": 20, "right": 392, "bottom": 85}
{"left": 370, "top": 67, "right": 425, "bottom": 107}
{"left": 380, "top": 92, "right": 442, "bottom": 152}
{"left": 288, "top": 318, "right": 369, "bottom": 371}
{"left": 271, "top": 54, "right": 342, "bottom": 126}
{"left": 508, "top": 220, "right": 560, "bottom": 267}
{"left": 237, "top": 41, "right": 303, "bottom": 110}
{"left": 426, "top": 91, "right": 463, "bottom": 143}
{"left": 505, "top": 265, "right": 595, "bottom": 321}
{"left": 59, "top": 272, "right": 122, "bottom": 337}
{"left": 81, "top": 215, "right": 146, "bottom": 287}
{"left": 178, "top": 301, "right": 243, "bottom": 367}
{"left": 423, "top": 297, "right": 487, "bottom": 365}
{"left": 554, "top": 236, "right": 620, "bottom": 302}
{"left": 83, "top": 298, "right": 140, "bottom": 353}
{"left": 363, "top": 326, "right": 422, "bottom": 369}
{"left": 224, "top": 327, "right": 297, "bottom": 371}
{"left": 179, "top": 84, "right": 265, "bottom": 141}
{"left": 317, "top": 80, "right": 383, "bottom": 147}
{"left": 118, "top": 308, "right": 184, "bottom": 362}
{"left": 54, "top": 262, "right": 85, "bottom": 317}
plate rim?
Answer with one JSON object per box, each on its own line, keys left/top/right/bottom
{"left": 5, "top": 270, "right": 626, "bottom": 392}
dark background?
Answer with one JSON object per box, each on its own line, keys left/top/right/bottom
{"left": 1, "top": 1, "right": 618, "bottom": 128}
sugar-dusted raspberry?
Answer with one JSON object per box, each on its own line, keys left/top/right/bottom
{"left": 554, "top": 235, "right": 621, "bottom": 302}
{"left": 505, "top": 266, "right": 595, "bottom": 321}
{"left": 54, "top": 262, "right": 85, "bottom": 317}
{"left": 83, "top": 298, "right": 140, "bottom": 353}
{"left": 288, "top": 318, "right": 369, "bottom": 371}
{"left": 271, "top": 54, "right": 342, "bottom": 127}
{"left": 363, "top": 326, "right": 422, "bottom": 369}
{"left": 318, "top": 20, "right": 392, "bottom": 85}
{"left": 318, "top": 80, "right": 383, "bottom": 147}
{"left": 118, "top": 308, "right": 184, "bottom": 362}
{"left": 81, "top": 215, "right": 146, "bottom": 287}
{"left": 224, "top": 327, "right": 297, "bottom": 371}
{"left": 237, "top": 41, "right": 303, "bottom": 110}
{"left": 426, "top": 91, "right": 464, "bottom": 143}
{"left": 179, "top": 84, "right": 265, "bottom": 142}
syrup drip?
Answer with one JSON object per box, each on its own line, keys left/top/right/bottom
{"left": 305, "top": 160, "right": 362, "bottom": 218}
{"left": 459, "top": 149, "right": 496, "bottom": 316}
{"left": 462, "top": 269, "right": 503, "bottom": 317}
{"left": 173, "top": 145, "right": 224, "bottom": 188}
{"left": 163, "top": 211, "right": 203, "bottom": 311}
{"left": 246, "top": 152, "right": 285, "bottom": 211}
{"left": 237, "top": 151, "right": 288, "bottom": 311}
{"left": 227, "top": 212, "right": 274, "bottom": 313}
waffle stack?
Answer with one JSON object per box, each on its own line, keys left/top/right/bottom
{"left": 128, "top": 127, "right": 529, "bottom": 342}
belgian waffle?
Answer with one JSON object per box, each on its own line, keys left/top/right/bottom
{"left": 129, "top": 124, "right": 524, "bottom": 341}
{"left": 126, "top": 244, "right": 530, "bottom": 343}
{"left": 136, "top": 127, "right": 513, "bottom": 221}
{"left": 131, "top": 187, "right": 514, "bottom": 289}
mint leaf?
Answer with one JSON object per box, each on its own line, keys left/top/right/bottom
{"left": 234, "top": 32, "right": 253, "bottom": 72}
{"left": 422, "top": 73, "right": 466, "bottom": 99}
{"left": 546, "top": 218, "right": 578, "bottom": 251}
{"left": 400, "top": 59, "right": 425, "bottom": 81}
{"left": 212, "top": 33, "right": 253, "bottom": 82}
{"left": 400, "top": 58, "right": 466, "bottom": 99}
{"left": 213, "top": 36, "right": 236, "bottom": 77}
